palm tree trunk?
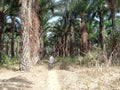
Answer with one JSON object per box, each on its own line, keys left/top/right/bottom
{"left": 0, "top": 32, "right": 2, "bottom": 60}
{"left": 99, "top": 10, "right": 104, "bottom": 50}
{"left": 20, "top": 0, "right": 40, "bottom": 70}
{"left": 80, "top": 14, "right": 89, "bottom": 56}
{"left": 29, "top": 0, "right": 40, "bottom": 65}
{"left": 11, "top": 17, "right": 15, "bottom": 58}
{"left": 30, "top": 12, "right": 40, "bottom": 65}
{"left": 54, "top": 44, "right": 59, "bottom": 56}
{"left": 64, "top": 33, "right": 68, "bottom": 56}
{"left": 19, "top": 0, "right": 32, "bottom": 71}
{"left": 107, "top": 0, "right": 118, "bottom": 66}
{"left": 6, "top": 41, "right": 9, "bottom": 55}
{"left": 69, "top": 19, "right": 74, "bottom": 56}
{"left": 39, "top": 31, "right": 44, "bottom": 59}
{"left": 61, "top": 37, "right": 64, "bottom": 56}
{"left": 62, "top": 37, "right": 65, "bottom": 57}
{"left": 58, "top": 37, "right": 63, "bottom": 56}
{"left": 111, "top": 7, "right": 117, "bottom": 51}
{"left": 108, "top": 0, "right": 117, "bottom": 51}
{"left": 0, "top": 11, "right": 4, "bottom": 61}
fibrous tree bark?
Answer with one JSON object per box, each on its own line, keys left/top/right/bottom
{"left": 69, "top": 18, "right": 74, "bottom": 56}
{"left": 20, "top": 0, "right": 40, "bottom": 70}
{"left": 19, "top": 0, "right": 31, "bottom": 70}
{"left": 80, "top": 14, "right": 89, "bottom": 56}
{"left": 30, "top": 0, "right": 40, "bottom": 64}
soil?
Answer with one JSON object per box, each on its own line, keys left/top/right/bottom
{"left": 0, "top": 64, "right": 120, "bottom": 90}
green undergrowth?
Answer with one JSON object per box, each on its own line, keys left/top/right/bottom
{"left": 0, "top": 54, "right": 19, "bottom": 67}
{"left": 55, "top": 50, "right": 106, "bottom": 68}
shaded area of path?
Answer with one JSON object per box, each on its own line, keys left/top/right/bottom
{"left": 47, "top": 70, "right": 61, "bottom": 90}
{"left": 0, "top": 70, "right": 33, "bottom": 90}
{"left": 0, "top": 76, "right": 32, "bottom": 90}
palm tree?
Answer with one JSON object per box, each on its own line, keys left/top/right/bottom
{"left": 0, "top": 11, "right": 4, "bottom": 60}
{"left": 80, "top": 14, "right": 89, "bottom": 55}
{"left": 70, "top": 0, "right": 93, "bottom": 55}
{"left": 29, "top": 0, "right": 40, "bottom": 65}
{"left": 46, "top": 0, "right": 101, "bottom": 56}
{"left": 8, "top": 0, "right": 20, "bottom": 58}
{"left": 0, "top": 0, "right": 20, "bottom": 60}
{"left": 20, "top": 0, "right": 48, "bottom": 70}
{"left": 97, "top": 0, "right": 107, "bottom": 50}
{"left": 0, "top": 0, "right": 5, "bottom": 61}
{"left": 52, "top": 0, "right": 76, "bottom": 56}
{"left": 39, "top": 0, "right": 52, "bottom": 59}
{"left": 70, "top": 0, "right": 104, "bottom": 55}
{"left": 19, "top": 0, "right": 32, "bottom": 70}
{"left": 108, "top": 0, "right": 118, "bottom": 52}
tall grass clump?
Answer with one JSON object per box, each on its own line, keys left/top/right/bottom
{"left": 78, "top": 50, "right": 100, "bottom": 67}
{"left": 56, "top": 56, "right": 78, "bottom": 69}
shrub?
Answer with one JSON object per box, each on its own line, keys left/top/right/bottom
{"left": 0, "top": 54, "right": 19, "bottom": 67}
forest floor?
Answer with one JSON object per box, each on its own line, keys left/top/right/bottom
{"left": 0, "top": 63, "right": 120, "bottom": 90}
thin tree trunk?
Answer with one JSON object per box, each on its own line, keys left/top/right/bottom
{"left": 61, "top": 37, "right": 65, "bottom": 57}
{"left": 69, "top": 19, "right": 74, "bottom": 56}
{"left": 6, "top": 41, "right": 9, "bottom": 55}
{"left": 107, "top": 0, "right": 118, "bottom": 66}
{"left": 0, "top": 11, "right": 4, "bottom": 61}
{"left": 108, "top": 0, "right": 117, "bottom": 51}
{"left": 39, "top": 30, "right": 44, "bottom": 59}
{"left": 54, "top": 44, "right": 58, "bottom": 56}
{"left": 111, "top": 7, "right": 117, "bottom": 51}
{"left": 11, "top": 17, "right": 15, "bottom": 58}
{"left": 61, "top": 37, "right": 64, "bottom": 56}
{"left": 64, "top": 33, "right": 68, "bottom": 56}
{"left": 58, "top": 37, "right": 63, "bottom": 56}
{"left": 62, "top": 28, "right": 69, "bottom": 57}
{"left": 99, "top": 10, "right": 104, "bottom": 50}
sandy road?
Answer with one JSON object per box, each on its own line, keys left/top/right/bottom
{"left": 46, "top": 70, "right": 61, "bottom": 90}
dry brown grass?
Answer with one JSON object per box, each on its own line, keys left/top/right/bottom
{"left": 0, "top": 63, "right": 120, "bottom": 90}
{"left": 58, "top": 65, "right": 120, "bottom": 90}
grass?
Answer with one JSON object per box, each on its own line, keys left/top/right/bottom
{"left": 55, "top": 50, "right": 103, "bottom": 68}
{"left": 0, "top": 55, "right": 120, "bottom": 90}
{"left": 0, "top": 54, "right": 19, "bottom": 68}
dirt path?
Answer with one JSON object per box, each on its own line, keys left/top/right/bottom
{"left": 0, "top": 66, "right": 61, "bottom": 90}
{"left": 0, "top": 66, "right": 120, "bottom": 90}
{"left": 46, "top": 70, "right": 61, "bottom": 90}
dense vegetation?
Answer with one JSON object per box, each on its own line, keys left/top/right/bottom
{"left": 0, "top": 0, "right": 120, "bottom": 70}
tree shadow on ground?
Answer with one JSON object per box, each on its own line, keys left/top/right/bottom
{"left": 0, "top": 65, "right": 19, "bottom": 72}
{"left": 0, "top": 76, "right": 33, "bottom": 90}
